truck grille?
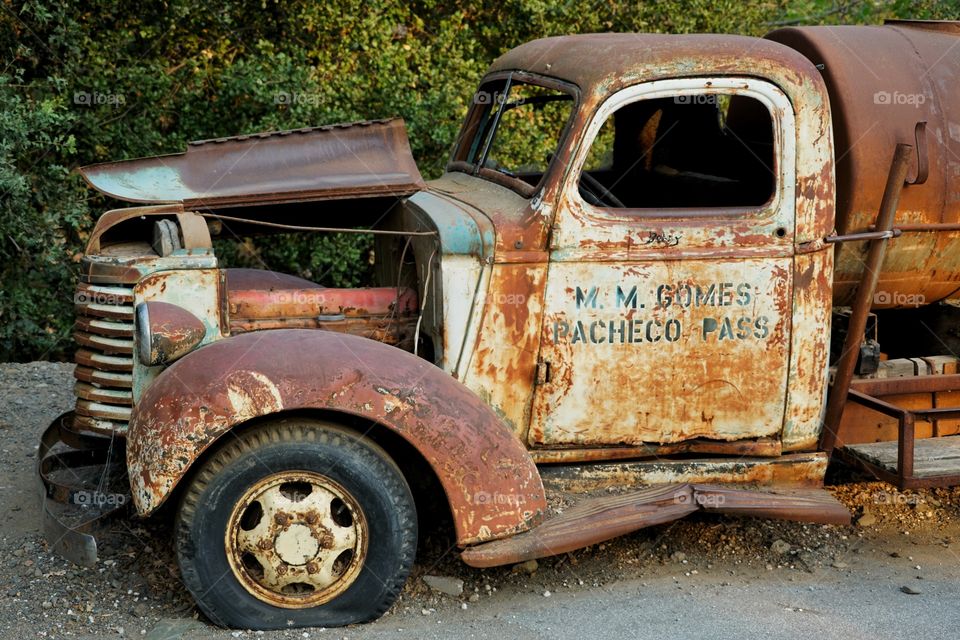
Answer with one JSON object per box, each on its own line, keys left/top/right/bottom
{"left": 73, "top": 281, "right": 135, "bottom": 435}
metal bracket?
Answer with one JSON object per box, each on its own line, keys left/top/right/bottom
{"left": 825, "top": 229, "right": 902, "bottom": 244}
{"left": 907, "top": 121, "right": 928, "bottom": 185}
{"left": 535, "top": 360, "right": 551, "bottom": 385}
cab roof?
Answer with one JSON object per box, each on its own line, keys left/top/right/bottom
{"left": 486, "top": 33, "right": 819, "bottom": 97}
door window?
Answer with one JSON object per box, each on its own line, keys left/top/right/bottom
{"left": 578, "top": 91, "right": 777, "bottom": 211}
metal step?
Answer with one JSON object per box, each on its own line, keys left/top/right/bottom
{"left": 461, "top": 483, "right": 849, "bottom": 568}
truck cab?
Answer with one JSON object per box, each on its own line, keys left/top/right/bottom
{"left": 433, "top": 34, "right": 833, "bottom": 462}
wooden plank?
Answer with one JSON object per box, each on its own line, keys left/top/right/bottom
{"left": 838, "top": 393, "right": 933, "bottom": 446}
{"left": 844, "top": 437, "right": 960, "bottom": 478}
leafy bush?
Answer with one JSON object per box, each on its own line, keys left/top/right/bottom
{"left": 0, "top": 0, "right": 945, "bottom": 360}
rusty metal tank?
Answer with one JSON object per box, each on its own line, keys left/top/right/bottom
{"left": 766, "top": 21, "right": 960, "bottom": 308}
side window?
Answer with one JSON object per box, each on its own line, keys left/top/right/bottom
{"left": 578, "top": 92, "right": 776, "bottom": 210}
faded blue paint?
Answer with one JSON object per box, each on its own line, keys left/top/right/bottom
{"left": 82, "top": 164, "right": 186, "bottom": 204}
{"left": 406, "top": 190, "right": 494, "bottom": 259}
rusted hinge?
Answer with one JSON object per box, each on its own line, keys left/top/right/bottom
{"left": 535, "top": 359, "right": 551, "bottom": 385}
{"left": 548, "top": 224, "right": 561, "bottom": 251}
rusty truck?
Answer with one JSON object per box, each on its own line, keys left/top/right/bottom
{"left": 38, "top": 20, "right": 960, "bottom": 629}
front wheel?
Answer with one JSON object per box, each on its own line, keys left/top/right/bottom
{"left": 175, "top": 418, "right": 417, "bottom": 629}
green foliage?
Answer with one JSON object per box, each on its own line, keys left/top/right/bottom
{"left": 0, "top": 0, "right": 944, "bottom": 360}
{"left": 214, "top": 233, "right": 374, "bottom": 288}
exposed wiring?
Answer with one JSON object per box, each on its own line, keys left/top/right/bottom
{"left": 381, "top": 235, "right": 413, "bottom": 343}
{"left": 395, "top": 235, "right": 413, "bottom": 299}
{"left": 199, "top": 212, "right": 438, "bottom": 237}
{"left": 413, "top": 247, "right": 437, "bottom": 357}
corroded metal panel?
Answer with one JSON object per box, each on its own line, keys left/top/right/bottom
{"left": 782, "top": 246, "right": 834, "bottom": 450}
{"left": 539, "top": 452, "right": 830, "bottom": 494}
{"left": 133, "top": 269, "right": 224, "bottom": 401}
{"left": 529, "top": 258, "right": 792, "bottom": 445}
{"left": 429, "top": 172, "right": 550, "bottom": 258}
{"left": 460, "top": 263, "right": 548, "bottom": 438}
{"left": 227, "top": 287, "right": 417, "bottom": 319}
{"left": 226, "top": 286, "right": 418, "bottom": 348}
{"left": 529, "top": 437, "right": 781, "bottom": 463}
{"left": 461, "top": 482, "right": 847, "bottom": 567}
{"left": 462, "top": 484, "right": 698, "bottom": 567}
{"left": 401, "top": 190, "right": 494, "bottom": 374}
{"left": 80, "top": 119, "right": 425, "bottom": 208}
{"left": 515, "top": 69, "right": 833, "bottom": 451}
{"left": 127, "top": 330, "right": 546, "bottom": 546}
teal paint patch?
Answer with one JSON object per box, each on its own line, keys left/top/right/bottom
{"left": 407, "top": 191, "right": 493, "bottom": 258}
{"left": 85, "top": 164, "right": 187, "bottom": 203}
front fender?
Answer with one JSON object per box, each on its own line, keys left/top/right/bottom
{"left": 127, "top": 330, "right": 546, "bottom": 545}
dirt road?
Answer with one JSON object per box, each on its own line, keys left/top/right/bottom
{"left": 3, "top": 362, "right": 959, "bottom": 639}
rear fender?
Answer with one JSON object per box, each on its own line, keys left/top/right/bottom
{"left": 127, "top": 330, "right": 546, "bottom": 545}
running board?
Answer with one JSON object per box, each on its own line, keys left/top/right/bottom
{"left": 461, "top": 483, "right": 849, "bottom": 568}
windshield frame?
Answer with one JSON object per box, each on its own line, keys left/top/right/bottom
{"left": 448, "top": 70, "right": 581, "bottom": 199}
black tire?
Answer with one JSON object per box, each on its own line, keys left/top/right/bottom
{"left": 175, "top": 418, "right": 417, "bottom": 629}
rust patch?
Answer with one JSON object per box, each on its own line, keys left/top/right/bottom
{"left": 461, "top": 263, "right": 548, "bottom": 438}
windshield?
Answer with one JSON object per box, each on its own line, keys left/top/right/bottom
{"left": 450, "top": 74, "right": 575, "bottom": 197}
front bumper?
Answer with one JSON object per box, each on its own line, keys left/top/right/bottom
{"left": 37, "top": 411, "right": 131, "bottom": 566}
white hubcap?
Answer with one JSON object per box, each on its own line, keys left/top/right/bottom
{"left": 225, "top": 472, "right": 367, "bottom": 608}
{"left": 275, "top": 523, "right": 321, "bottom": 565}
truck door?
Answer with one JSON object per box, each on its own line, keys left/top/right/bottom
{"left": 529, "top": 77, "right": 797, "bottom": 447}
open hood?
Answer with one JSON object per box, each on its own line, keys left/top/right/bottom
{"left": 79, "top": 118, "right": 425, "bottom": 209}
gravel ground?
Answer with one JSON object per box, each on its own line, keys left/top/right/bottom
{"left": 3, "top": 361, "right": 960, "bottom": 639}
